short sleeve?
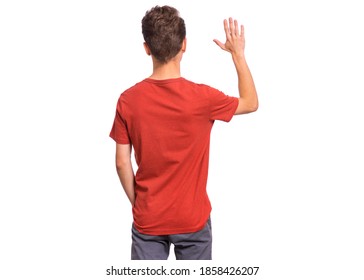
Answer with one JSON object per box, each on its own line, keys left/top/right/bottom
{"left": 109, "top": 97, "right": 131, "bottom": 144}
{"left": 208, "top": 87, "right": 239, "bottom": 122}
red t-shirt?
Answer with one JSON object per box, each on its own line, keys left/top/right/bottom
{"left": 110, "top": 78, "right": 238, "bottom": 235}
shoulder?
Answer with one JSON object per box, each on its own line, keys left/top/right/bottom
{"left": 118, "top": 80, "right": 149, "bottom": 100}
{"left": 181, "top": 78, "right": 221, "bottom": 95}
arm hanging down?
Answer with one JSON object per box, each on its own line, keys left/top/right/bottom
{"left": 115, "top": 143, "right": 135, "bottom": 205}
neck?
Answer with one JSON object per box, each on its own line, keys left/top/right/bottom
{"left": 149, "top": 56, "right": 182, "bottom": 80}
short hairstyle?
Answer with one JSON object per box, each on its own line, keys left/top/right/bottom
{"left": 142, "top": 6, "right": 186, "bottom": 64}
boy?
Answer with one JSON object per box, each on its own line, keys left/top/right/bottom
{"left": 109, "top": 5, "right": 258, "bottom": 260}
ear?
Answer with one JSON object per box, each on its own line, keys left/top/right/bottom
{"left": 181, "top": 37, "right": 187, "bottom": 52}
{"left": 143, "top": 42, "right": 151, "bottom": 56}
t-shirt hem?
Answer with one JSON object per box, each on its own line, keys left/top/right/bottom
{"left": 134, "top": 224, "right": 207, "bottom": 236}
{"left": 109, "top": 134, "right": 130, "bottom": 144}
{"left": 133, "top": 214, "right": 211, "bottom": 236}
{"left": 225, "top": 97, "right": 239, "bottom": 122}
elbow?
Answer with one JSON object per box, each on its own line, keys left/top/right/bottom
{"left": 250, "top": 101, "right": 259, "bottom": 112}
{"left": 115, "top": 157, "right": 131, "bottom": 171}
{"left": 245, "top": 101, "right": 259, "bottom": 114}
{"left": 115, "top": 161, "right": 122, "bottom": 171}
{"left": 248, "top": 96, "right": 259, "bottom": 113}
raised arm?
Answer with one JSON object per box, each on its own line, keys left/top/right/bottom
{"left": 214, "top": 18, "right": 258, "bottom": 114}
{"left": 115, "top": 143, "right": 135, "bottom": 205}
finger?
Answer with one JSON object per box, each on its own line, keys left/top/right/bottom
{"left": 223, "top": 19, "right": 231, "bottom": 40}
{"left": 234, "top": 19, "right": 239, "bottom": 36}
{"left": 228, "top": 17, "right": 234, "bottom": 36}
{"left": 240, "top": 24, "right": 244, "bottom": 37}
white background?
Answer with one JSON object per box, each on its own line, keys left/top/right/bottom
{"left": 1, "top": 0, "right": 363, "bottom": 279}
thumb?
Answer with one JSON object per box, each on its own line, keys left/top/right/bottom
{"left": 213, "top": 39, "right": 226, "bottom": 50}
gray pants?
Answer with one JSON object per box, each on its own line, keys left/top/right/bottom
{"left": 131, "top": 218, "right": 212, "bottom": 260}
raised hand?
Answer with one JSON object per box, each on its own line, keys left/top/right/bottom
{"left": 213, "top": 18, "right": 245, "bottom": 56}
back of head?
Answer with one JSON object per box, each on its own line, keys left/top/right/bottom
{"left": 142, "top": 6, "right": 186, "bottom": 64}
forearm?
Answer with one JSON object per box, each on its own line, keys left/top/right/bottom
{"left": 116, "top": 162, "right": 135, "bottom": 205}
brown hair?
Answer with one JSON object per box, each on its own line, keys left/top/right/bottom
{"left": 142, "top": 6, "right": 186, "bottom": 64}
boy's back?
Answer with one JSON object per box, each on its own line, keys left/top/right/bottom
{"left": 110, "top": 77, "right": 238, "bottom": 235}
